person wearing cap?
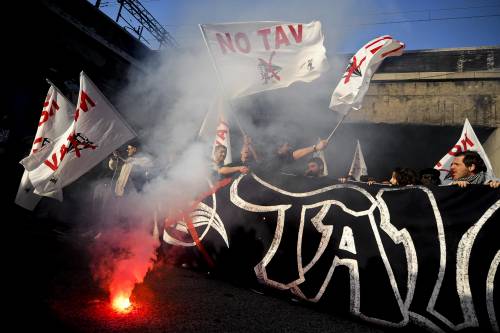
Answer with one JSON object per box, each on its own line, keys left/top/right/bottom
{"left": 109, "top": 142, "right": 153, "bottom": 196}
{"left": 419, "top": 168, "right": 441, "bottom": 186}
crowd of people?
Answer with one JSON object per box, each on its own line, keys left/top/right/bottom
{"left": 211, "top": 135, "right": 329, "bottom": 180}
{"left": 98, "top": 136, "right": 499, "bottom": 204}
{"left": 210, "top": 137, "right": 500, "bottom": 189}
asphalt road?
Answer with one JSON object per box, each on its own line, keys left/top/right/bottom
{"left": 7, "top": 209, "right": 391, "bottom": 333}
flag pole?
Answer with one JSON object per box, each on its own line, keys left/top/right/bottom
{"left": 46, "top": 78, "right": 66, "bottom": 96}
{"left": 326, "top": 112, "right": 349, "bottom": 142}
{"left": 198, "top": 24, "right": 247, "bottom": 137}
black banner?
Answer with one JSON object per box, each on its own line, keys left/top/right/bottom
{"left": 163, "top": 173, "right": 500, "bottom": 332}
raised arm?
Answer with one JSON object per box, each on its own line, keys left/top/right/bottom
{"left": 292, "top": 139, "right": 328, "bottom": 161}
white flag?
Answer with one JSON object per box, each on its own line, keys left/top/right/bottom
{"left": 313, "top": 138, "right": 328, "bottom": 176}
{"left": 348, "top": 140, "right": 368, "bottom": 181}
{"left": 198, "top": 97, "right": 232, "bottom": 164}
{"left": 434, "top": 118, "right": 495, "bottom": 183}
{"left": 15, "top": 84, "right": 74, "bottom": 210}
{"left": 200, "top": 21, "right": 328, "bottom": 98}
{"left": 21, "top": 72, "right": 136, "bottom": 198}
{"left": 329, "top": 35, "right": 405, "bottom": 115}
{"left": 213, "top": 112, "right": 232, "bottom": 165}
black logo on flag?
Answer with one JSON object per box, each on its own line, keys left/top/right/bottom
{"left": 41, "top": 137, "right": 51, "bottom": 147}
{"left": 300, "top": 59, "right": 315, "bottom": 72}
{"left": 258, "top": 51, "right": 282, "bottom": 84}
{"left": 342, "top": 55, "right": 366, "bottom": 84}
{"left": 67, "top": 133, "right": 97, "bottom": 156}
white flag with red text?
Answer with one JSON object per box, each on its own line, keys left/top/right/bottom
{"left": 329, "top": 35, "right": 405, "bottom": 114}
{"left": 200, "top": 21, "right": 328, "bottom": 98}
{"left": 212, "top": 98, "right": 233, "bottom": 164}
{"left": 20, "top": 72, "right": 136, "bottom": 198}
{"left": 213, "top": 112, "right": 232, "bottom": 165}
{"left": 434, "top": 118, "right": 495, "bottom": 183}
{"left": 15, "top": 83, "right": 74, "bottom": 210}
{"left": 198, "top": 97, "right": 232, "bottom": 164}
{"left": 348, "top": 140, "right": 368, "bottom": 181}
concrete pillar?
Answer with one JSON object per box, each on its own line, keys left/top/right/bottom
{"left": 483, "top": 128, "right": 500, "bottom": 176}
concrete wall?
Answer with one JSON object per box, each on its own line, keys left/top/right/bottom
{"left": 347, "top": 79, "right": 500, "bottom": 127}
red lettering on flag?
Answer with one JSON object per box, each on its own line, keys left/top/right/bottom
{"left": 43, "top": 144, "right": 69, "bottom": 171}
{"left": 235, "top": 32, "right": 251, "bottom": 53}
{"left": 32, "top": 137, "right": 43, "bottom": 153}
{"left": 448, "top": 145, "right": 463, "bottom": 156}
{"left": 59, "top": 143, "right": 68, "bottom": 163}
{"left": 275, "top": 26, "right": 290, "bottom": 49}
{"left": 39, "top": 100, "right": 60, "bottom": 127}
{"left": 257, "top": 28, "right": 272, "bottom": 50}
{"left": 39, "top": 111, "right": 49, "bottom": 127}
{"left": 44, "top": 153, "right": 59, "bottom": 171}
{"left": 343, "top": 55, "right": 366, "bottom": 84}
{"left": 216, "top": 32, "right": 235, "bottom": 54}
{"left": 365, "top": 36, "right": 392, "bottom": 51}
{"left": 216, "top": 129, "right": 227, "bottom": 141}
{"left": 381, "top": 44, "right": 404, "bottom": 58}
{"left": 74, "top": 90, "right": 96, "bottom": 122}
{"left": 460, "top": 133, "right": 474, "bottom": 151}
{"left": 288, "top": 24, "right": 303, "bottom": 44}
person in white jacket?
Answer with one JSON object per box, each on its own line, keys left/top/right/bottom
{"left": 109, "top": 143, "right": 153, "bottom": 196}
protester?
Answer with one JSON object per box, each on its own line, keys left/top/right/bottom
{"left": 449, "top": 151, "right": 500, "bottom": 188}
{"left": 359, "top": 175, "right": 376, "bottom": 183}
{"left": 305, "top": 157, "right": 325, "bottom": 178}
{"left": 211, "top": 145, "right": 228, "bottom": 180}
{"left": 262, "top": 138, "right": 328, "bottom": 174}
{"left": 391, "top": 167, "right": 419, "bottom": 186}
{"left": 243, "top": 135, "right": 259, "bottom": 162}
{"left": 108, "top": 142, "right": 153, "bottom": 196}
{"left": 339, "top": 175, "right": 376, "bottom": 183}
{"left": 338, "top": 175, "right": 355, "bottom": 183}
{"left": 419, "top": 168, "right": 441, "bottom": 186}
{"left": 366, "top": 167, "right": 418, "bottom": 186}
{"left": 217, "top": 137, "right": 253, "bottom": 178}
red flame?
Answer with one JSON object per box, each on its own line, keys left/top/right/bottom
{"left": 90, "top": 227, "right": 160, "bottom": 315}
{"left": 112, "top": 293, "right": 132, "bottom": 313}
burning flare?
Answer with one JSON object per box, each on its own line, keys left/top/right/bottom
{"left": 112, "top": 293, "right": 132, "bottom": 313}
{"left": 90, "top": 227, "right": 160, "bottom": 314}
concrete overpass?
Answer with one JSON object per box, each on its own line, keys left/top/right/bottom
{"left": 346, "top": 46, "right": 500, "bottom": 175}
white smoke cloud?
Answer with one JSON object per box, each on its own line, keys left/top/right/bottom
{"left": 86, "top": 1, "right": 391, "bottom": 303}
{"left": 101, "top": 1, "right": 392, "bottom": 218}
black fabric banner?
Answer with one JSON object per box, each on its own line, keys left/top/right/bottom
{"left": 162, "top": 173, "right": 500, "bottom": 332}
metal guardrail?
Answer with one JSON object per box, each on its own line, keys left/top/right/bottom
{"left": 96, "top": 0, "right": 177, "bottom": 49}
